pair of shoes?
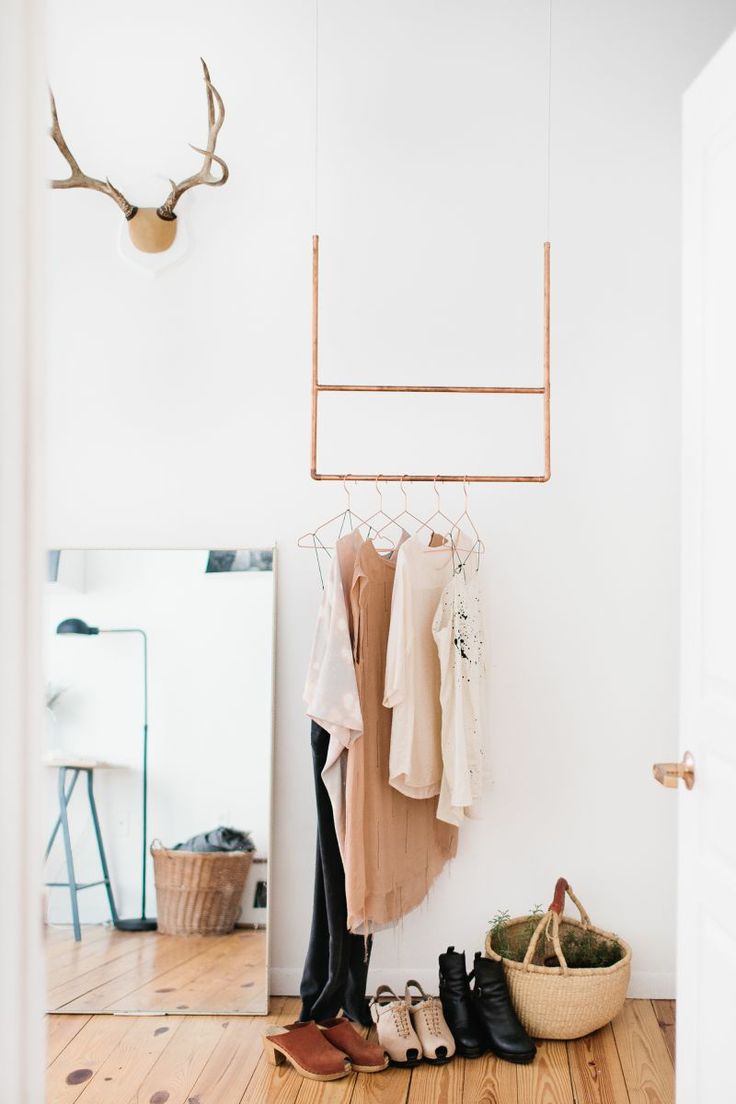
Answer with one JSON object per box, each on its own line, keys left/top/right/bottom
{"left": 370, "top": 981, "right": 456, "bottom": 1067}
{"left": 439, "top": 948, "right": 536, "bottom": 1065}
{"left": 263, "top": 1017, "right": 388, "bottom": 1081}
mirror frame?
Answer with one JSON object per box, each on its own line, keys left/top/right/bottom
{"left": 43, "top": 546, "right": 277, "bottom": 1016}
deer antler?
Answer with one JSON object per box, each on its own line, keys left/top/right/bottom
{"left": 156, "top": 59, "right": 229, "bottom": 221}
{"left": 49, "top": 91, "right": 137, "bottom": 220}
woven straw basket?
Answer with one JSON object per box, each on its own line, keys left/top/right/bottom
{"left": 152, "top": 842, "right": 253, "bottom": 936}
{"left": 484, "top": 878, "right": 631, "bottom": 1040}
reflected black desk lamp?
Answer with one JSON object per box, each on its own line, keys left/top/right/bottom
{"left": 56, "top": 618, "right": 157, "bottom": 932}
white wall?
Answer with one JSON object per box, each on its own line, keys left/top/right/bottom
{"left": 45, "top": 0, "right": 736, "bottom": 997}
{"left": 44, "top": 550, "right": 275, "bottom": 923}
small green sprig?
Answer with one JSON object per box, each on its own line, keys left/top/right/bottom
{"left": 487, "top": 903, "right": 623, "bottom": 969}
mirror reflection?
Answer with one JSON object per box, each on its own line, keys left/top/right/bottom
{"left": 43, "top": 548, "right": 275, "bottom": 1015}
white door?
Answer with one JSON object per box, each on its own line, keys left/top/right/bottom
{"left": 673, "top": 26, "right": 736, "bottom": 1104}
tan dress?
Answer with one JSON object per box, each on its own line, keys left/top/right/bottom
{"left": 345, "top": 539, "right": 458, "bottom": 933}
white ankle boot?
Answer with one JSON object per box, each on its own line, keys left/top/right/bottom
{"left": 405, "top": 980, "right": 456, "bottom": 1064}
{"left": 369, "top": 985, "right": 423, "bottom": 1067}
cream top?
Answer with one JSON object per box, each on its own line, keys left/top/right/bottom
{"left": 303, "top": 529, "right": 364, "bottom": 857}
{"left": 384, "top": 532, "right": 468, "bottom": 799}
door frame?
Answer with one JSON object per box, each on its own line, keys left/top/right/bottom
{"left": 0, "top": 0, "right": 46, "bottom": 1099}
{"left": 677, "top": 25, "right": 736, "bottom": 1100}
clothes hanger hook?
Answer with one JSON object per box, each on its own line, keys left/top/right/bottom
{"left": 464, "top": 476, "right": 470, "bottom": 510}
{"left": 375, "top": 475, "right": 384, "bottom": 512}
{"left": 343, "top": 475, "right": 351, "bottom": 509}
{"left": 434, "top": 475, "right": 441, "bottom": 508}
{"left": 401, "top": 474, "right": 409, "bottom": 509}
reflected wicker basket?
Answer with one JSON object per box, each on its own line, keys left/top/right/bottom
{"left": 151, "top": 842, "right": 253, "bottom": 936}
{"left": 484, "top": 878, "right": 631, "bottom": 1039}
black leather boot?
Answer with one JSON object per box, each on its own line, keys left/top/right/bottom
{"left": 471, "top": 953, "right": 536, "bottom": 1064}
{"left": 438, "top": 946, "right": 485, "bottom": 1058}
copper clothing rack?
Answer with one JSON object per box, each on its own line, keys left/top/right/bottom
{"left": 310, "top": 235, "right": 551, "bottom": 483}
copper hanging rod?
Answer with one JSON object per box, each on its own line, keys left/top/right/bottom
{"left": 312, "top": 473, "right": 549, "bottom": 483}
{"left": 310, "top": 235, "right": 551, "bottom": 483}
{"left": 316, "top": 384, "right": 545, "bottom": 395}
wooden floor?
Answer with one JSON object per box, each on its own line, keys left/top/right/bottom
{"left": 47, "top": 996, "right": 675, "bottom": 1103}
{"left": 46, "top": 924, "right": 267, "bottom": 1014}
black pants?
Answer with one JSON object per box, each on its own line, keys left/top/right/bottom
{"left": 299, "top": 722, "right": 372, "bottom": 1025}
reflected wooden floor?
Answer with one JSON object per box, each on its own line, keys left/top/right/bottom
{"left": 46, "top": 995, "right": 675, "bottom": 1103}
{"left": 46, "top": 924, "right": 267, "bottom": 1014}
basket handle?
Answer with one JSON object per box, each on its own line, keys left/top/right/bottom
{"left": 150, "top": 838, "right": 165, "bottom": 854}
{"left": 549, "top": 877, "right": 592, "bottom": 927}
{"left": 523, "top": 910, "right": 570, "bottom": 975}
{"left": 484, "top": 878, "right": 593, "bottom": 975}
{"left": 521, "top": 878, "right": 592, "bottom": 976}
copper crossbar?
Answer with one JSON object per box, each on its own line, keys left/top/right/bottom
{"left": 310, "top": 235, "right": 551, "bottom": 483}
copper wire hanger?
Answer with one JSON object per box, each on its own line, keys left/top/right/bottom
{"left": 371, "top": 474, "right": 426, "bottom": 544}
{"left": 297, "top": 476, "right": 369, "bottom": 553}
{"left": 363, "top": 477, "right": 400, "bottom": 549}
{"left": 451, "top": 477, "right": 486, "bottom": 557}
{"left": 418, "top": 477, "right": 459, "bottom": 548}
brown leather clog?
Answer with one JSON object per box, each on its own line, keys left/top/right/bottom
{"left": 317, "top": 1017, "right": 389, "bottom": 1072}
{"left": 262, "top": 1022, "right": 351, "bottom": 1081}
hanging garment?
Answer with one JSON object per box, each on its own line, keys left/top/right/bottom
{"left": 345, "top": 538, "right": 457, "bottom": 933}
{"left": 432, "top": 551, "right": 485, "bottom": 825}
{"left": 304, "top": 528, "right": 364, "bottom": 858}
{"left": 383, "top": 532, "right": 468, "bottom": 800}
{"left": 299, "top": 721, "right": 372, "bottom": 1026}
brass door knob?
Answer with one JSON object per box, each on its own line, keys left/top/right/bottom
{"left": 652, "top": 751, "right": 695, "bottom": 790}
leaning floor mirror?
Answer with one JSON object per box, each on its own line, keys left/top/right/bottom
{"left": 43, "top": 548, "right": 275, "bottom": 1015}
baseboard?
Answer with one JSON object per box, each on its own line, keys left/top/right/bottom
{"left": 628, "top": 971, "right": 676, "bottom": 999}
{"left": 270, "top": 967, "right": 676, "bottom": 1001}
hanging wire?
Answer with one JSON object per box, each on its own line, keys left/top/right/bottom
{"left": 545, "top": 0, "right": 553, "bottom": 241}
{"left": 313, "top": 0, "right": 320, "bottom": 234}
{"left": 311, "top": 531, "right": 330, "bottom": 589}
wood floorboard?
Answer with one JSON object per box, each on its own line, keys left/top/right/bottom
{"left": 46, "top": 924, "right": 112, "bottom": 953}
{"left": 45, "top": 996, "right": 674, "bottom": 1104}
{"left": 183, "top": 996, "right": 289, "bottom": 1104}
{"left": 128, "top": 1015, "right": 228, "bottom": 1104}
{"left": 106, "top": 932, "right": 256, "bottom": 1012}
{"left": 46, "top": 1014, "right": 134, "bottom": 1103}
{"left": 462, "top": 1050, "right": 519, "bottom": 1104}
{"left": 516, "top": 1039, "right": 575, "bottom": 1104}
{"left": 349, "top": 1063, "right": 411, "bottom": 1104}
{"left": 406, "top": 1056, "right": 464, "bottom": 1104}
{"left": 567, "top": 1024, "right": 631, "bottom": 1104}
{"left": 651, "top": 1000, "right": 676, "bottom": 1067}
{"left": 610, "top": 1000, "right": 674, "bottom": 1104}
{"left": 48, "top": 935, "right": 208, "bottom": 1010}
{"left": 46, "top": 1014, "right": 91, "bottom": 1066}
{"left": 70, "top": 1015, "right": 188, "bottom": 1104}
{"left": 46, "top": 928, "right": 142, "bottom": 978}
{"left": 49, "top": 936, "right": 161, "bottom": 998}
{"left": 51, "top": 937, "right": 214, "bottom": 1012}
{"left": 47, "top": 926, "right": 268, "bottom": 1014}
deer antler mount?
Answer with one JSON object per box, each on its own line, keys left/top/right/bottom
{"left": 49, "top": 59, "right": 229, "bottom": 254}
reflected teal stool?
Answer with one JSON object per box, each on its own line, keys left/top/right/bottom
{"left": 44, "top": 756, "right": 119, "bottom": 941}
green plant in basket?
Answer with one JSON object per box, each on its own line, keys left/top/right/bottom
{"left": 558, "top": 927, "right": 622, "bottom": 969}
{"left": 488, "top": 903, "right": 623, "bottom": 969}
{"left": 488, "top": 904, "right": 544, "bottom": 963}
